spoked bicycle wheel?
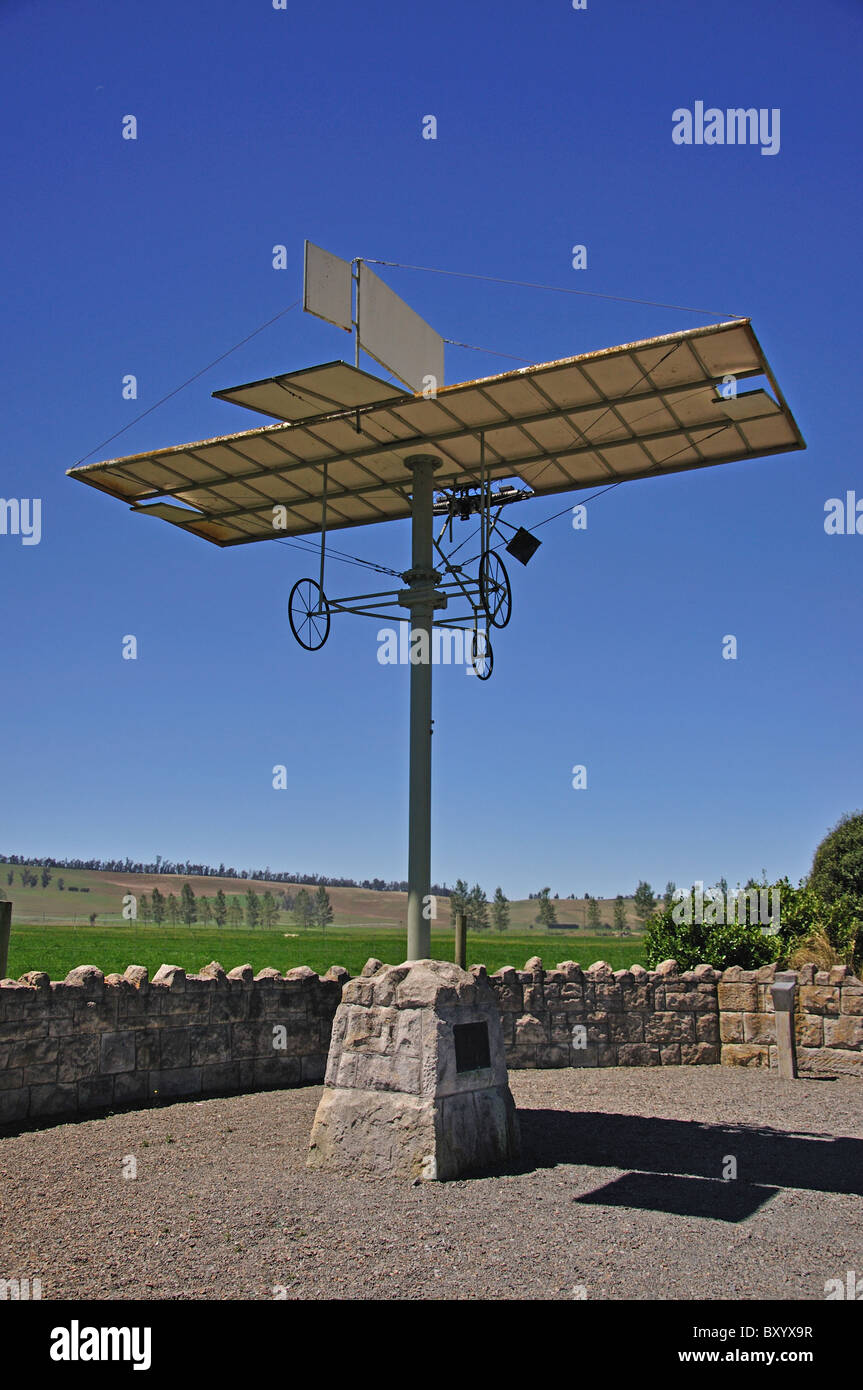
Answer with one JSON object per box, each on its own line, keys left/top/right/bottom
{"left": 288, "top": 578, "right": 331, "bottom": 651}
{"left": 479, "top": 550, "right": 512, "bottom": 629}
{"left": 469, "top": 627, "right": 494, "bottom": 681}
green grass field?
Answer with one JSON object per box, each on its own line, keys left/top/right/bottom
{"left": 1, "top": 864, "right": 648, "bottom": 979}
{"left": 5, "top": 921, "right": 647, "bottom": 981}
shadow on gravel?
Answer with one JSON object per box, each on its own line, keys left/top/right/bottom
{"left": 575, "top": 1171, "right": 778, "bottom": 1221}
{"left": 516, "top": 1110, "right": 863, "bottom": 1207}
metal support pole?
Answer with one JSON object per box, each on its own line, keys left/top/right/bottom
{"left": 0, "top": 901, "right": 11, "bottom": 978}
{"left": 403, "top": 454, "right": 442, "bottom": 961}
{"left": 319, "top": 462, "right": 328, "bottom": 597}
{"left": 454, "top": 910, "right": 466, "bottom": 970}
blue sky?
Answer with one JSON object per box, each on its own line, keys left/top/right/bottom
{"left": 1, "top": 0, "right": 861, "bottom": 900}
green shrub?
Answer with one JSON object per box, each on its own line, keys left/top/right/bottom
{"left": 643, "top": 878, "right": 861, "bottom": 973}
{"left": 772, "top": 876, "right": 860, "bottom": 968}
{"left": 809, "top": 813, "right": 863, "bottom": 910}
{"left": 643, "top": 900, "right": 781, "bottom": 971}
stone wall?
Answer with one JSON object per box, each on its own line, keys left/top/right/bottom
{"left": 482, "top": 956, "right": 863, "bottom": 1075}
{"left": 0, "top": 960, "right": 346, "bottom": 1126}
{"left": 1, "top": 955, "right": 861, "bottom": 1127}
{"left": 483, "top": 956, "right": 863, "bottom": 1074}
{"left": 485, "top": 957, "right": 720, "bottom": 1068}
{"left": 718, "top": 962, "right": 863, "bottom": 1075}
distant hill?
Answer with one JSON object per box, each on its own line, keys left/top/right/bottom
{"left": 0, "top": 864, "right": 642, "bottom": 934}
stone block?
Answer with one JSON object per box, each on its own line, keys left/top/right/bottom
{"left": 514, "top": 1013, "right": 546, "bottom": 1046}
{"left": 3, "top": 1019, "right": 49, "bottom": 1042}
{"left": 113, "top": 1071, "right": 150, "bottom": 1105}
{"left": 691, "top": 1012, "right": 716, "bottom": 1043}
{"left": 253, "top": 1055, "right": 302, "bottom": 1088}
{"left": 158, "top": 1028, "right": 191, "bottom": 1068}
{"left": 799, "top": 986, "right": 839, "bottom": 1016}
{"left": 743, "top": 1013, "right": 776, "bottom": 1044}
{"left": 209, "top": 984, "right": 249, "bottom": 1022}
{"left": 23, "top": 1062, "right": 58, "bottom": 1086}
{"left": 840, "top": 987, "right": 863, "bottom": 1016}
{"left": 0, "top": 1089, "right": 29, "bottom": 1124}
{"left": 227, "top": 964, "right": 254, "bottom": 983}
{"left": 308, "top": 1080, "right": 519, "bottom": 1182}
{"left": 543, "top": 970, "right": 565, "bottom": 1003}
{"left": 797, "top": 1015, "right": 823, "bottom": 1047}
{"left": 660, "top": 1045, "right": 680, "bottom": 1065}
{"left": 594, "top": 984, "right": 623, "bottom": 1013}
{"left": 797, "top": 1046, "right": 863, "bottom": 1077}
{"left": 134, "top": 1028, "right": 161, "bottom": 1069}
{"left": 201, "top": 1062, "right": 241, "bottom": 1093}
{"left": 190, "top": 1024, "right": 231, "bottom": 1066}
{"left": 506, "top": 1045, "right": 538, "bottom": 1068}
{"left": 322, "top": 965, "right": 350, "bottom": 988}
{"left": 680, "top": 1043, "right": 720, "bottom": 1065}
{"left": 608, "top": 1013, "right": 645, "bottom": 1044}
{"left": 11, "top": 1037, "right": 58, "bottom": 1068}
{"left": 557, "top": 984, "right": 587, "bottom": 1011}
{"left": 823, "top": 1016, "right": 863, "bottom": 1050}
{"left": 490, "top": 970, "right": 523, "bottom": 1012}
{"left": 152, "top": 964, "right": 185, "bottom": 991}
{"left": 717, "top": 983, "right": 759, "bottom": 1011}
{"left": 654, "top": 959, "right": 680, "bottom": 976}
{"left": 619, "top": 983, "right": 652, "bottom": 1010}
{"left": 585, "top": 1011, "right": 609, "bottom": 1042}
{"left": 523, "top": 985, "right": 544, "bottom": 1014}
{"left": 18, "top": 971, "right": 50, "bottom": 994}
{"left": 721, "top": 1043, "right": 769, "bottom": 1067}
{"left": 148, "top": 1067, "right": 202, "bottom": 1099}
{"left": 617, "top": 1044, "right": 660, "bottom": 1067}
{"left": 99, "top": 1032, "right": 136, "bottom": 1075}
{"left": 644, "top": 1011, "right": 695, "bottom": 1045}
{"left": 77, "top": 1076, "right": 115, "bottom": 1112}
{"left": 309, "top": 960, "right": 519, "bottom": 1180}
{"left": 159, "top": 991, "right": 209, "bottom": 1020}
{"left": 229, "top": 1022, "right": 271, "bottom": 1058}
{"left": 116, "top": 990, "right": 154, "bottom": 1023}
{"left": 29, "top": 1082, "right": 78, "bottom": 1117}
{"left": 549, "top": 1013, "right": 580, "bottom": 1044}
{"left": 57, "top": 1034, "right": 99, "bottom": 1082}
{"left": 720, "top": 1012, "right": 744, "bottom": 1043}
{"left": 70, "top": 1000, "right": 119, "bottom": 1033}
{"left": 64, "top": 966, "right": 105, "bottom": 996}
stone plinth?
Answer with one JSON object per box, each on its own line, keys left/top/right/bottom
{"left": 307, "top": 958, "right": 520, "bottom": 1181}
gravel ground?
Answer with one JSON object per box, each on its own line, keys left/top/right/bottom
{"left": 1, "top": 1067, "right": 861, "bottom": 1301}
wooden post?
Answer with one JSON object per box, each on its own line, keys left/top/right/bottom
{"left": 454, "top": 910, "right": 466, "bottom": 970}
{"left": 0, "top": 901, "right": 11, "bottom": 979}
{"left": 771, "top": 974, "right": 798, "bottom": 1080}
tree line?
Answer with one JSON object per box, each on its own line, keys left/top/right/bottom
{"left": 0, "top": 852, "right": 452, "bottom": 896}
{"left": 136, "top": 882, "right": 334, "bottom": 931}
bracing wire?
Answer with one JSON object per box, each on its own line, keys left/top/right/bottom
{"left": 72, "top": 299, "right": 303, "bottom": 467}
{"left": 364, "top": 259, "right": 745, "bottom": 322}
{"left": 275, "top": 536, "right": 402, "bottom": 578}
